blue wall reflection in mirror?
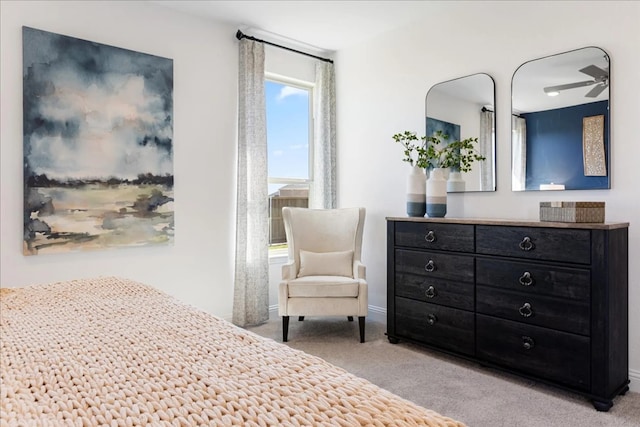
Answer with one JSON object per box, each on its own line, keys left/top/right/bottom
{"left": 521, "top": 100, "right": 608, "bottom": 190}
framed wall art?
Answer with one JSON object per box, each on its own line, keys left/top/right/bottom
{"left": 582, "top": 114, "right": 607, "bottom": 177}
{"left": 426, "top": 117, "right": 460, "bottom": 144}
{"left": 22, "top": 27, "right": 174, "bottom": 255}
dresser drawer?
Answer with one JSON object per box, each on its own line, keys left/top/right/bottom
{"left": 477, "top": 314, "right": 590, "bottom": 391}
{"left": 395, "top": 222, "right": 474, "bottom": 252}
{"left": 395, "top": 273, "right": 474, "bottom": 310}
{"left": 476, "top": 225, "right": 591, "bottom": 264}
{"left": 476, "top": 258, "right": 590, "bottom": 301}
{"left": 476, "top": 285, "right": 590, "bottom": 335}
{"left": 395, "top": 297, "right": 474, "bottom": 356}
{"left": 395, "top": 249, "right": 474, "bottom": 283}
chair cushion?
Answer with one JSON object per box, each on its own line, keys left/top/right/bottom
{"left": 298, "top": 250, "right": 353, "bottom": 278}
{"left": 288, "top": 276, "right": 360, "bottom": 298}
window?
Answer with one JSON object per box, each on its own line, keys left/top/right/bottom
{"left": 265, "top": 74, "right": 314, "bottom": 249}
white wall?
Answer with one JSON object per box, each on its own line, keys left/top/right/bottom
{"left": 427, "top": 89, "right": 483, "bottom": 190}
{"left": 0, "top": 1, "right": 239, "bottom": 317}
{"left": 335, "top": 1, "right": 640, "bottom": 390}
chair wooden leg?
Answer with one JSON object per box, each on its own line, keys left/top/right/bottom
{"left": 282, "top": 316, "right": 289, "bottom": 342}
{"left": 298, "top": 316, "right": 305, "bottom": 321}
{"left": 358, "top": 317, "right": 365, "bottom": 343}
{"left": 347, "top": 316, "right": 354, "bottom": 322}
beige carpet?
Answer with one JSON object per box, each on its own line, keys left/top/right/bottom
{"left": 248, "top": 317, "right": 640, "bottom": 427}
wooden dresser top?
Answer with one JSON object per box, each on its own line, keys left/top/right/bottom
{"left": 385, "top": 217, "right": 629, "bottom": 230}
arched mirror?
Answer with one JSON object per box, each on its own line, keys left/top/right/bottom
{"left": 512, "top": 46, "right": 610, "bottom": 191}
{"left": 425, "top": 73, "right": 496, "bottom": 192}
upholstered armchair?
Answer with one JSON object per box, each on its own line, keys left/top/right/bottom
{"left": 279, "top": 207, "right": 367, "bottom": 343}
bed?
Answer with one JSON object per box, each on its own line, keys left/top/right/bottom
{"left": 0, "top": 276, "right": 465, "bottom": 426}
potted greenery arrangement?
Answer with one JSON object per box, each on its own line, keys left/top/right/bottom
{"left": 393, "top": 130, "right": 485, "bottom": 171}
{"left": 393, "top": 130, "right": 486, "bottom": 217}
{"left": 392, "top": 131, "right": 428, "bottom": 217}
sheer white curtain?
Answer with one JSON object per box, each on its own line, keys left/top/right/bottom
{"left": 233, "top": 39, "right": 269, "bottom": 327}
{"left": 309, "top": 61, "right": 336, "bottom": 209}
{"left": 511, "top": 115, "right": 527, "bottom": 191}
{"left": 479, "top": 109, "right": 495, "bottom": 191}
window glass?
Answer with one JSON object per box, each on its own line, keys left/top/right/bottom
{"left": 265, "top": 78, "right": 312, "bottom": 248}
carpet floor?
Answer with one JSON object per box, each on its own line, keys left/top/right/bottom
{"left": 248, "top": 316, "right": 640, "bottom": 427}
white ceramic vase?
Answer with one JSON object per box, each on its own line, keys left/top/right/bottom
{"left": 406, "top": 165, "right": 426, "bottom": 217}
{"left": 426, "top": 167, "right": 448, "bottom": 217}
{"left": 447, "top": 171, "right": 466, "bottom": 192}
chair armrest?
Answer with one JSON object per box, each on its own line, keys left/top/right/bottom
{"left": 282, "top": 261, "right": 297, "bottom": 280}
{"left": 354, "top": 261, "right": 366, "bottom": 280}
{"left": 357, "top": 280, "right": 368, "bottom": 316}
{"left": 278, "top": 281, "right": 289, "bottom": 316}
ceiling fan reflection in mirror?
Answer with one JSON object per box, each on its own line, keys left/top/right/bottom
{"left": 543, "top": 62, "right": 609, "bottom": 98}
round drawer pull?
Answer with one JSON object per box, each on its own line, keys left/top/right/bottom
{"left": 519, "top": 302, "right": 533, "bottom": 318}
{"left": 425, "top": 230, "right": 436, "bottom": 243}
{"left": 519, "top": 271, "right": 534, "bottom": 286}
{"left": 522, "top": 336, "right": 535, "bottom": 350}
{"left": 427, "top": 314, "right": 438, "bottom": 326}
{"left": 425, "top": 285, "right": 437, "bottom": 299}
{"left": 519, "top": 236, "right": 535, "bottom": 251}
{"left": 424, "top": 260, "right": 436, "bottom": 272}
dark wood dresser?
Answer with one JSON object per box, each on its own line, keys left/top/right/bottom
{"left": 386, "top": 217, "right": 629, "bottom": 411}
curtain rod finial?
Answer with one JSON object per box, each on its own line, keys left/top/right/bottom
{"left": 236, "top": 30, "right": 244, "bottom": 40}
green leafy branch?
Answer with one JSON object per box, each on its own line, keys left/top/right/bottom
{"left": 392, "top": 131, "right": 428, "bottom": 168}
{"left": 393, "top": 130, "right": 486, "bottom": 172}
{"left": 425, "top": 130, "right": 486, "bottom": 172}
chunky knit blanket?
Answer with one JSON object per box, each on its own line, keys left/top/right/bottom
{"left": 0, "top": 277, "right": 464, "bottom": 426}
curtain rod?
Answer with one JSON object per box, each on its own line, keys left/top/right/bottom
{"left": 236, "top": 30, "right": 333, "bottom": 64}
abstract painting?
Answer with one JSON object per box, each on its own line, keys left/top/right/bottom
{"left": 22, "top": 27, "right": 174, "bottom": 255}
{"left": 426, "top": 117, "right": 460, "bottom": 144}
{"left": 426, "top": 117, "right": 461, "bottom": 171}
{"left": 582, "top": 115, "right": 607, "bottom": 176}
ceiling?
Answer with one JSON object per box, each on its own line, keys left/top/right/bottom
{"left": 428, "top": 73, "right": 495, "bottom": 109}
{"left": 153, "top": 1, "right": 609, "bottom": 113}
{"left": 153, "top": 1, "right": 433, "bottom": 52}
{"left": 513, "top": 46, "right": 610, "bottom": 113}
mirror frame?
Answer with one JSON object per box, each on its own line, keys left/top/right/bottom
{"left": 425, "top": 72, "right": 496, "bottom": 193}
{"left": 511, "top": 46, "right": 611, "bottom": 192}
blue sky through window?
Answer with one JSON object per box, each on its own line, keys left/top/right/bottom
{"left": 265, "top": 80, "right": 310, "bottom": 193}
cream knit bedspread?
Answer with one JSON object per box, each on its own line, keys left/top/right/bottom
{"left": 0, "top": 277, "right": 465, "bottom": 427}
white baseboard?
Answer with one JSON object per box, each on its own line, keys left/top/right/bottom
{"left": 629, "top": 369, "right": 640, "bottom": 393}
{"left": 366, "top": 304, "right": 386, "bottom": 323}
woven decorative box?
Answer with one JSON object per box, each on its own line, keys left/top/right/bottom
{"left": 539, "top": 201, "right": 605, "bottom": 223}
